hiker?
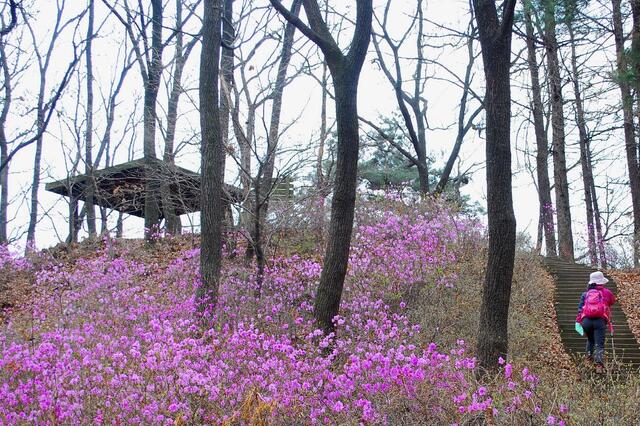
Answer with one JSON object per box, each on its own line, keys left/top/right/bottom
{"left": 576, "top": 271, "right": 616, "bottom": 373}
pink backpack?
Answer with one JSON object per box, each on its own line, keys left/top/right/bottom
{"left": 582, "top": 289, "right": 607, "bottom": 319}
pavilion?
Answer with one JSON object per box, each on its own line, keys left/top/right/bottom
{"left": 45, "top": 158, "right": 243, "bottom": 219}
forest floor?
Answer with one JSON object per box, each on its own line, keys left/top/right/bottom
{"left": 0, "top": 199, "right": 639, "bottom": 424}
{"left": 608, "top": 270, "right": 640, "bottom": 343}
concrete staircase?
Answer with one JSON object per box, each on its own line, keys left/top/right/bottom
{"left": 542, "top": 257, "right": 640, "bottom": 370}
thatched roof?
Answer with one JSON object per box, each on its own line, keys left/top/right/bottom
{"left": 45, "top": 158, "right": 242, "bottom": 218}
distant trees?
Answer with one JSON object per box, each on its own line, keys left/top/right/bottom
{"left": 221, "top": 0, "right": 306, "bottom": 277}
{"left": 543, "top": 0, "right": 574, "bottom": 261}
{"left": 161, "top": 0, "right": 201, "bottom": 236}
{"left": 472, "top": 0, "right": 517, "bottom": 371}
{"left": 371, "top": 0, "right": 430, "bottom": 194}
{"left": 613, "top": 0, "right": 640, "bottom": 267}
{"left": 369, "top": 1, "right": 483, "bottom": 197}
{"left": 518, "top": 0, "right": 620, "bottom": 265}
{"left": 522, "top": 0, "right": 556, "bottom": 258}
{"left": 18, "top": 1, "right": 82, "bottom": 248}
{"left": 565, "top": 0, "right": 602, "bottom": 266}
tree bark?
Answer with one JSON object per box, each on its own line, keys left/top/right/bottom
{"left": 472, "top": 0, "right": 517, "bottom": 372}
{"left": 632, "top": 0, "right": 640, "bottom": 159}
{"left": 523, "top": 2, "right": 556, "bottom": 257}
{"left": 220, "top": 0, "right": 234, "bottom": 152}
{"left": 545, "top": 1, "right": 574, "bottom": 260}
{"left": 218, "top": 0, "right": 235, "bottom": 252}
{"left": 197, "top": 0, "right": 225, "bottom": 311}
{"left": 314, "top": 74, "right": 364, "bottom": 332}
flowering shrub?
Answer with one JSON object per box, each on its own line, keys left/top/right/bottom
{"left": 0, "top": 199, "right": 568, "bottom": 424}
{"left": 0, "top": 244, "right": 29, "bottom": 272}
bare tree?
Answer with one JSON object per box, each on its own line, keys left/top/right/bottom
{"left": 0, "top": 0, "right": 17, "bottom": 37}
{"left": 160, "top": 0, "right": 201, "bottom": 235}
{"left": 85, "top": 0, "right": 97, "bottom": 237}
{"left": 613, "top": 0, "right": 640, "bottom": 266}
{"left": 197, "top": 0, "right": 225, "bottom": 311}
{"left": 522, "top": 0, "right": 557, "bottom": 257}
{"left": 101, "top": 0, "right": 166, "bottom": 241}
{"left": 544, "top": 0, "right": 574, "bottom": 260}
{"left": 472, "top": 0, "right": 517, "bottom": 371}
{"left": 270, "top": 0, "right": 373, "bottom": 333}
{"left": 219, "top": 1, "right": 311, "bottom": 266}
{"left": 0, "top": 5, "right": 18, "bottom": 243}
{"left": 564, "top": 2, "right": 599, "bottom": 264}
{"left": 371, "top": 0, "right": 429, "bottom": 193}
{"left": 24, "top": 1, "right": 84, "bottom": 247}
{"left": 433, "top": 18, "right": 484, "bottom": 195}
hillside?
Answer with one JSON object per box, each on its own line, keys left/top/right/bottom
{"left": 0, "top": 198, "right": 639, "bottom": 425}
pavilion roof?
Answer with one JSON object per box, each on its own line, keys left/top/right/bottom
{"left": 45, "top": 158, "right": 242, "bottom": 218}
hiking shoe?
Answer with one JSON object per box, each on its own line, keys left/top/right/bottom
{"left": 595, "top": 364, "right": 605, "bottom": 374}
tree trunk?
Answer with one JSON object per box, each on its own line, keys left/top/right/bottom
{"left": 85, "top": 0, "right": 97, "bottom": 237}
{"left": 143, "top": 0, "right": 164, "bottom": 241}
{"left": 591, "top": 166, "right": 607, "bottom": 267}
{"left": 26, "top": 83, "right": 45, "bottom": 246}
{"left": 116, "top": 212, "right": 123, "bottom": 238}
{"left": 219, "top": 0, "right": 235, "bottom": 251}
{"left": 234, "top": 94, "right": 253, "bottom": 246}
{"left": 317, "top": 76, "right": 327, "bottom": 191}
{"left": 416, "top": 163, "right": 429, "bottom": 194}
{"left": 632, "top": 0, "right": 640, "bottom": 159}
{"left": 0, "top": 126, "right": 7, "bottom": 244}
{"left": 67, "top": 196, "right": 79, "bottom": 243}
{"left": 220, "top": 0, "right": 234, "bottom": 153}
{"left": 315, "top": 53, "right": 328, "bottom": 248}
{"left": 253, "top": 0, "right": 301, "bottom": 265}
{"left": 371, "top": 1, "right": 429, "bottom": 194}
{"left": 163, "top": 0, "right": 189, "bottom": 236}
{"left": 524, "top": 2, "right": 556, "bottom": 257}
{"left": 313, "top": 73, "right": 363, "bottom": 333}
{"left": 621, "top": 0, "right": 640, "bottom": 266}
{"left": 197, "top": 0, "right": 225, "bottom": 311}
{"left": 567, "top": 23, "right": 597, "bottom": 265}
{"left": 473, "top": 0, "right": 517, "bottom": 372}
{"left": 0, "top": 42, "right": 10, "bottom": 244}
{"left": 545, "top": 2, "right": 573, "bottom": 261}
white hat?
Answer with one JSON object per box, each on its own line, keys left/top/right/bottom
{"left": 588, "top": 271, "right": 609, "bottom": 285}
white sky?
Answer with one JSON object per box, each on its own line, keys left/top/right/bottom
{"left": 3, "top": 0, "right": 632, "bottom": 260}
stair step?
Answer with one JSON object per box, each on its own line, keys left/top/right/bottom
{"left": 541, "top": 256, "right": 640, "bottom": 368}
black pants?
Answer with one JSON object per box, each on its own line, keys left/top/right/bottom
{"left": 582, "top": 317, "right": 606, "bottom": 365}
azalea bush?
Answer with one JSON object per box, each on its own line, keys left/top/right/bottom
{"left": 0, "top": 197, "right": 570, "bottom": 424}
{"left": 0, "top": 244, "right": 29, "bottom": 272}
